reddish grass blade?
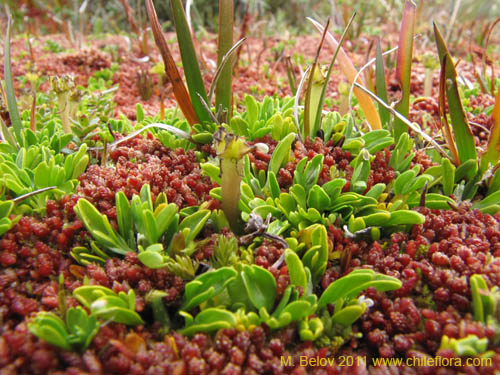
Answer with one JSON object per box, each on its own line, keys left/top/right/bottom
{"left": 438, "top": 55, "right": 460, "bottom": 165}
{"left": 434, "top": 23, "right": 477, "bottom": 164}
{"left": 481, "top": 87, "right": 500, "bottom": 172}
{"left": 215, "top": 0, "right": 234, "bottom": 121}
{"left": 119, "top": 0, "right": 140, "bottom": 36}
{"left": 170, "top": 0, "right": 211, "bottom": 124}
{"left": 393, "top": 0, "right": 416, "bottom": 142}
{"left": 145, "top": 0, "right": 199, "bottom": 126}
{"left": 308, "top": 18, "right": 381, "bottom": 130}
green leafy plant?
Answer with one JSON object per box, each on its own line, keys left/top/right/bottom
{"left": 0, "top": 144, "right": 89, "bottom": 212}
{"left": 439, "top": 334, "right": 494, "bottom": 358}
{"left": 0, "top": 200, "right": 15, "bottom": 236}
{"left": 470, "top": 274, "right": 500, "bottom": 324}
{"left": 73, "top": 285, "right": 143, "bottom": 325}
{"left": 73, "top": 184, "right": 210, "bottom": 274}
{"left": 29, "top": 307, "right": 99, "bottom": 352}
{"left": 211, "top": 234, "right": 240, "bottom": 268}
{"left": 178, "top": 260, "right": 401, "bottom": 345}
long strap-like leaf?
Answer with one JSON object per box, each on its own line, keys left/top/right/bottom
{"left": 308, "top": 18, "right": 381, "bottom": 130}
{"left": 145, "top": 0, "right": 199, "bottom": 126}
{"left": 393, "top": 0, "right": 416, "bottom": 142}
{"left": 434, "top": 23, "right": 477, "bottom": 165}
{"left": 170, "top": 0, "right": 211, "bottom": 124}
{"left": 4, "top": 17, "right": 23, "bottom": 147}
{"left": 215, "top": 0, "right": 234, "bottom": 122}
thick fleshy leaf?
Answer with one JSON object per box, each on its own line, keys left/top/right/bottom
{"left": 268, "top": 132, "right": 295, "bottom": 177}
{"left": 284, "top": 249, "right": 308, "bottom": 291}
{"left": 180, "top": 309, "right": 237, "bottom": 336}
{"left": 182, "top": 267, "right": 238, "bottom": 311}
{"left": 241, "top": 265, "right": 276, "bottom": 312}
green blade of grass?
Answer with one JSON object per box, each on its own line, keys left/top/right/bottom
{"left": 4, "top": 17, "right": 23, "bottom": 147}
{"left": 312, "top": 13, "right": 356, "bottom": 138}
{"left": 393, "top": 0, "right": 416, "bottom": 142}
{"left": 308, "top": 17, "right": 381, "bottom": 130}
{"left": 145, "top": 0, "right": 199, "bottom": 126}
{"left": 434, "top": 23, "right": 477, "bottom": 164}
{"left": 304, "top": 18, "right": 330, "bottom": 140}
{"left": 375, "top": 40, "right": 390, "bottom": 128}
{"left": 480, "top": 87, "right": 500, "bottom": 172}
{"left": 208, "top": 38, "right": 246, "bottom": 108}
{"left": 170, "top": 0, "right": 211, "bottom": 124}
{"left": 285, "top": 57, "right": 297, "bottom": 96}
{"left": 215, "top": 0, "right": 234, "bottom": 122}
{"left": 438, "top": 55, "right": 460, "bottom": 165}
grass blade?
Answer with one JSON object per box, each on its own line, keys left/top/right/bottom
{"left": 170, "top": 0, "right": 211, "bottom": 124}
{"left": 145, "top": 0, "right": 199, "bottom": 126}
{"left": 434, "top": 23, "right": 477, "bottom": 164}
{"left": 303, "top": 19, "right": 330, "bottom": 140}
{"left": 208, "top": 38, "right": 246, "bottom": 107}
{"left": 215, "top": 0, "right": 234, "bottom": 122}
{"left": 313, "top": 14, "right": 356, "bottom": 138}
{"left": 393, "top": 0, "right": 416, "bottom": 142}
{"left": 438, "top": 55, "right": 460, "bottom": 165}
{"left": 285, "top": 57, "right": 297, "bottom": 95}
{"left": 375, "top": 40, "right": 390, "bottom": 128}
{"left": 480, "top": 87, "right": 500, "bottom": 172}
{"left": 308, "top": 17, "right": 381, "bottom": 130}
{"left": 294, "top": 65, "right": 311, "bottom": 139}
{"left": 4, "top": 17, "right": 23, "bottom": 147}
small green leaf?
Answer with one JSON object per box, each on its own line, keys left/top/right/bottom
{"left": 182, "top": 267, "right": 238, "bottom": 311}
{"left": 241, "top": 265, "right": 276, "bottom": 312}
{"left": 178, "top": 209, "right": 211, "bottom": 245}
{"left": 268, "top": 133, "right": 295, "bottom": 176}
{"left": 307, "top": 185, "right": 330, "bottom": 211}
{"left": 284, "top": 249, "right": 307, "bottom": 291}
{"left": 180, "top": 308, "right": 237, "bottom": 336}
{"left": 332, "top": 304, "right": 365, "bottom": 326}
{"left": 441, "top": 157, "right": 455, "bottom": 196}
{"left": 138, "top": 251, "right": 165, "bottom": 269}
{"left": 385, "top": 210, "right": 425, "bottom": 226}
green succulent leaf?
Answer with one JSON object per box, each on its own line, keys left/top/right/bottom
{"left": 284, "top": 249, "right": 308, "bottom": 291}
{"left": 180, "top": 308, "right": 237, "bottom": 336}
{"left": 332, "top": 304, "right": 365, "bottom": 326}
{"left": 240, "top": 265, "right": 276, "bottom": 312}
{"left": 29, "top": 312, "right": 71, "bottom": 351}
{"left": 268, "top": 133, "right": 296, "bottom": 177}
{"left": 182, "top": 267, "right": 238, "bottom": 311}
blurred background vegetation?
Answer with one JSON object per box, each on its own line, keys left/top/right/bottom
{"left": 1, "top": 0, "right": 499, "bottom": 49}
